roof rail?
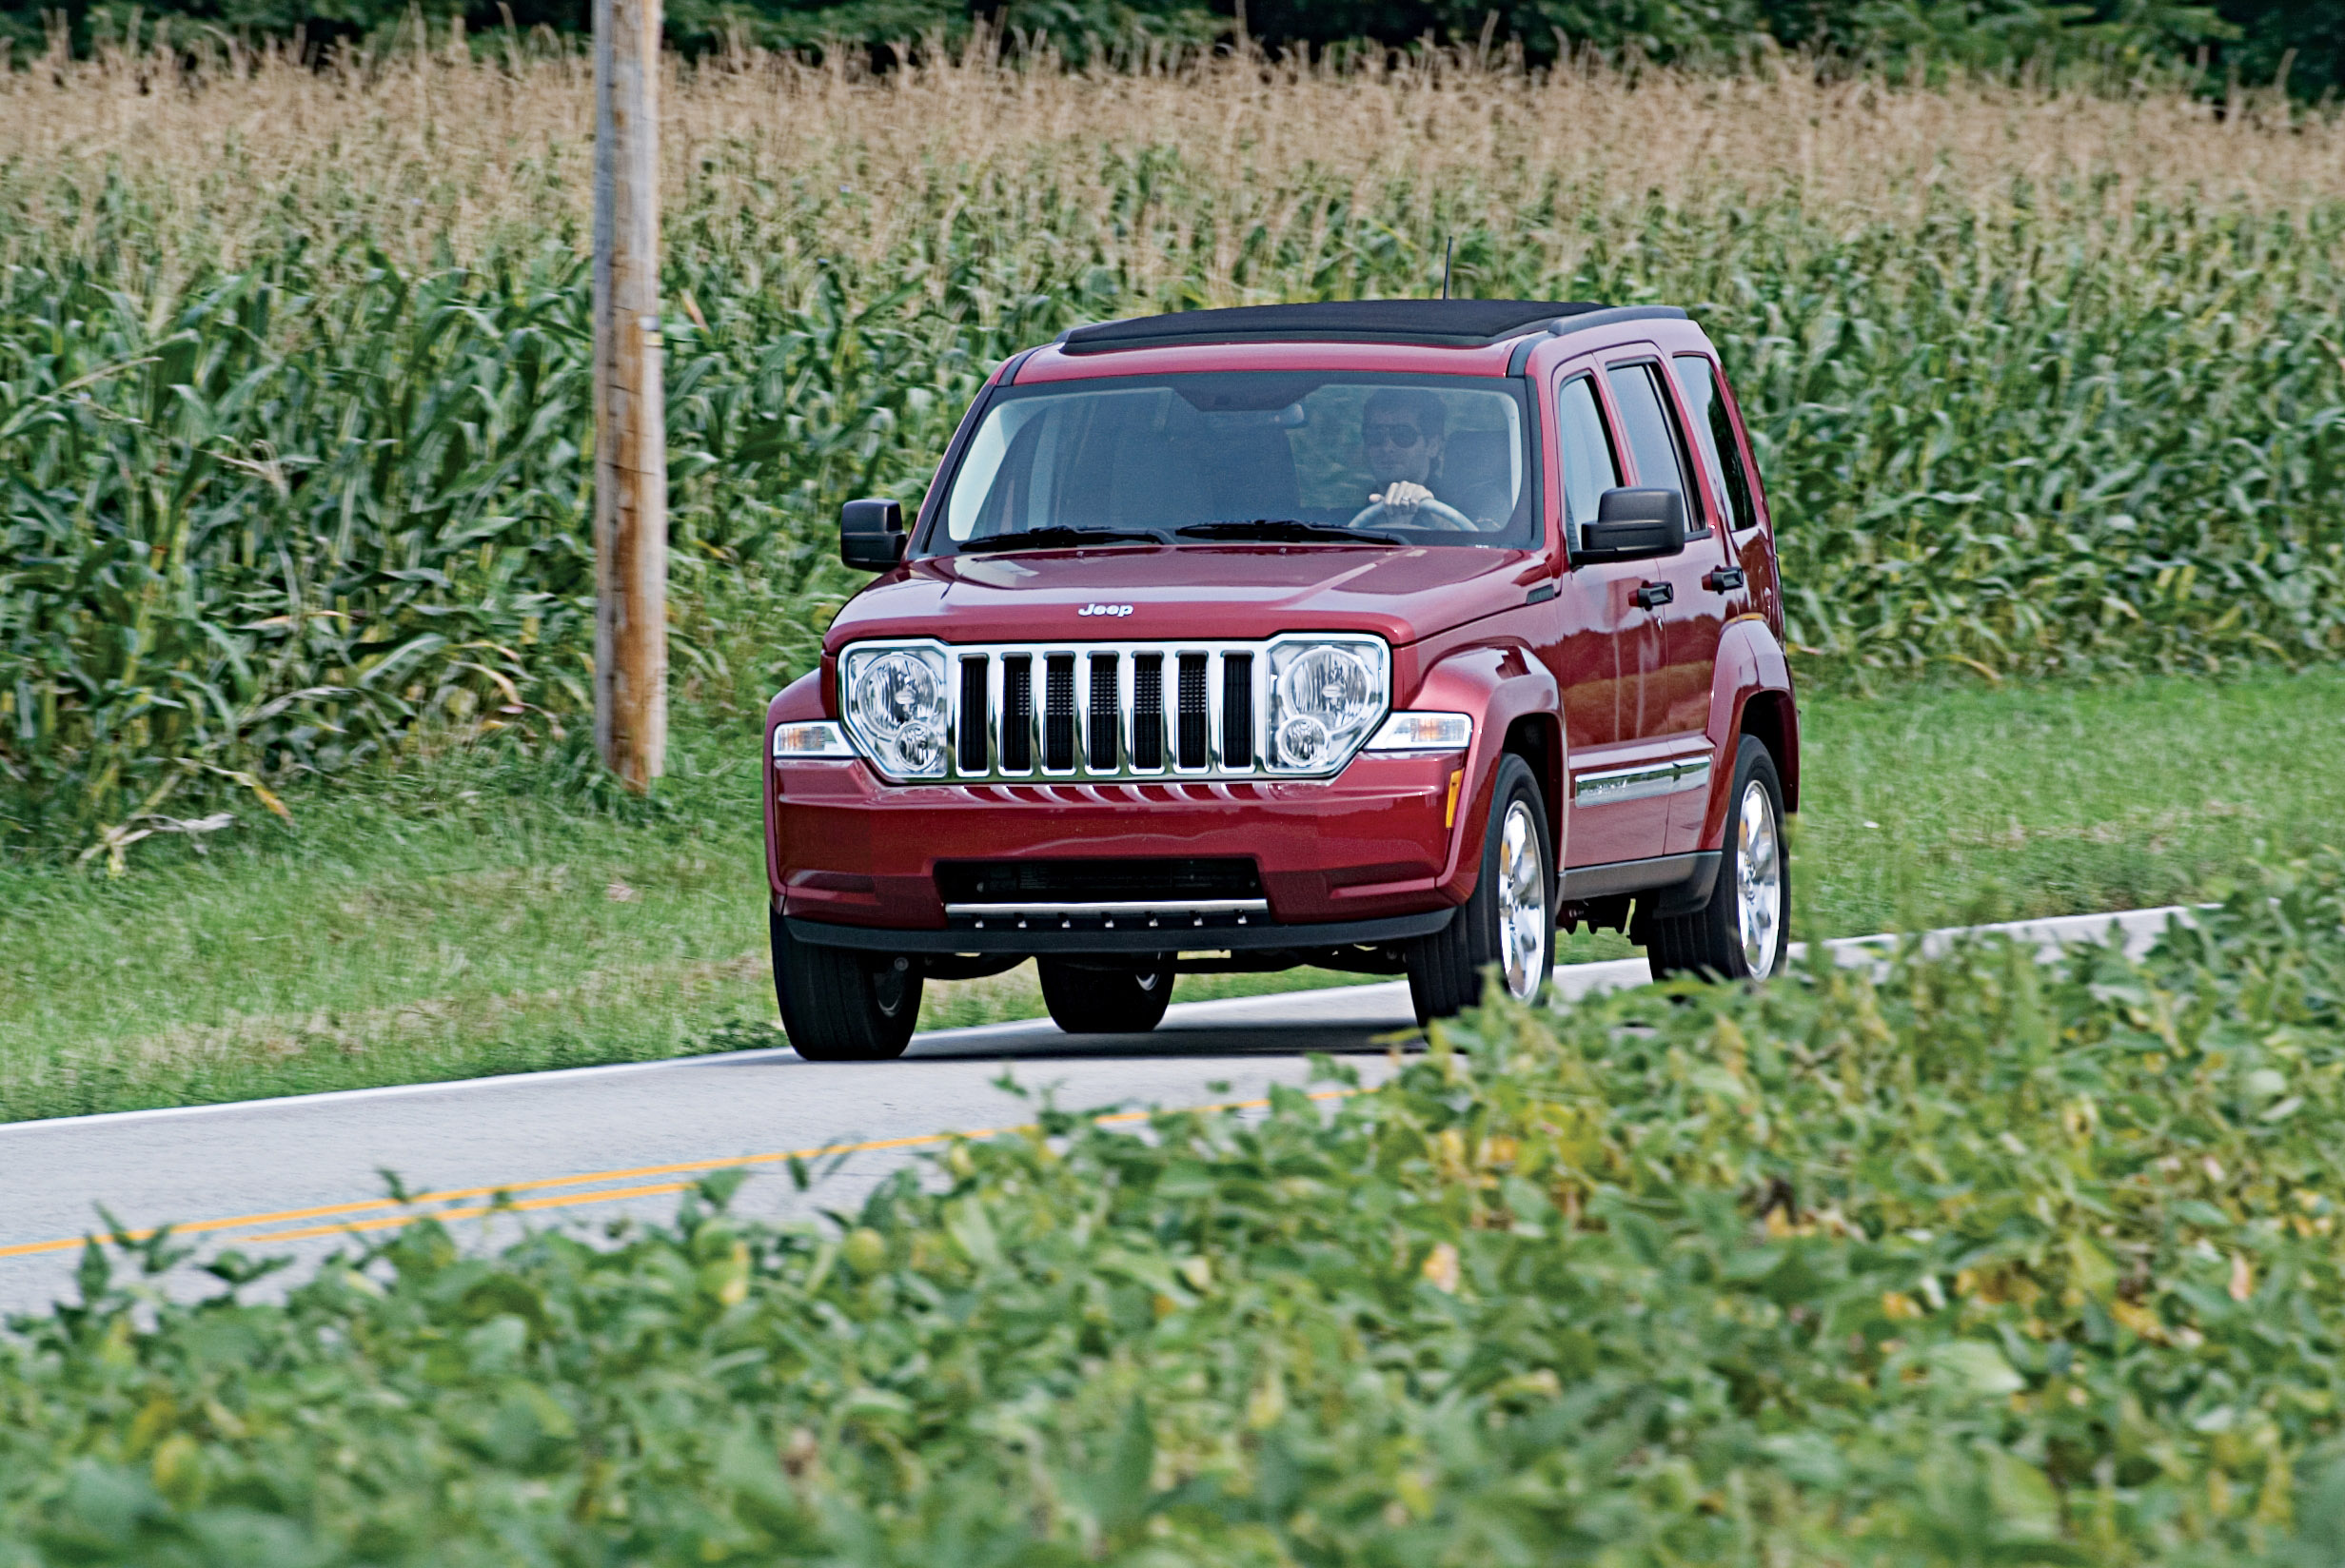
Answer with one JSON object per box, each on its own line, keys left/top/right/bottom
{"left": 1506, "top": 305, "right": 1690, "bottom": 373}
{"left": 1057, "top": 299, "right": 1624, "bottom": 356}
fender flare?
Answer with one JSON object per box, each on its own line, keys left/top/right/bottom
{"left": 1409, "top": 643, "right": 1565, "bottom": 898}
{"left": 1695, "top": 618, "right": 1800, "bottom": 850}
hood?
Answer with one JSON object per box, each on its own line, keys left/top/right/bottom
{"left": 824, "top": 543, "right": 1542, "bottom": 653}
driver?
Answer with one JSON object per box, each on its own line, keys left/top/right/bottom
{"left": 1361, "top": 388, "right": 1453, "bottom": 522}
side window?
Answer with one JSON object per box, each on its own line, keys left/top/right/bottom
{"left": 1672, "top": 354, "right": 1758, "bottom": 535}
{"left": 1606, "top": 362, "right": 1702, "bottom": 535}
{"left": 1554, "top": 375, "right": 1620, "bottom": 542}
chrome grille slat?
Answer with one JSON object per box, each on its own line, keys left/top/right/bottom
{"left": 1116, "top": 653, "right": 1138, "bottom": 774}
{"left": 1132, "top": 655, "right": 1164, "bottom": 771}
{"left": 1001, "top": 655, "right": 1034, "bottom": 773}
{"left": 1208, "top": 651, "right": 1231, "bottom": 770}
{"left": 1088, "top": 652, "right": 1120, "bottom": 772}
{"left": 1043, "top": 655, "right": 1076, "bottom": 773}
{"left": 1221, "top": 653, "right": 1253, "bottom": 770}
{"left": 1176, "top": 654, "right": 1209, "bottom": 771}
{"left": 956, "top": 657, "right": 988, "bottom": 774}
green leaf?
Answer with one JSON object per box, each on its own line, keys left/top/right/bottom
{"left": 1922, "top": 1341, "right": 2027, "bottom": 1400}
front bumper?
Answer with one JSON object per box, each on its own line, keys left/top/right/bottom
{"left": 786, "top": 907, "right": 1454, "bottom": 956}
{"left": 769, "top": 751, "right": 1468, "bottom": 932}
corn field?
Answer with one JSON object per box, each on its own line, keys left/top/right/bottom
{"left": 2, "top": 39, "right": 2342, "bottom": 850}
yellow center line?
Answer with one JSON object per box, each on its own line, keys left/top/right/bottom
{"left": 241, "top": 1179, "right": 702, "bottom": 1245}
{"left": 0, "top": 1088, "right": 1352, "bottom": 1261}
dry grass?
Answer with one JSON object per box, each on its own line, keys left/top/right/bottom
{"left": 5, "top": 37, "right": 2340, "bottom": 280}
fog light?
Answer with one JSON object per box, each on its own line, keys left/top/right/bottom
{"left": 1275, "top": 715, "right": 1330, "bottom": 770}
{"left": 892, "top": 719, "right": 942, "bottom": 774}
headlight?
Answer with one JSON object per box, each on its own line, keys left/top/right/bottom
{"left": 1366, "top": 711, "right": 1473, "bottom": 753}
{"left": 1265, "top": 636, "right": 1389, "bottom": 774}
{"left": 839, "top": 644, "right": 951, "bottom": 779}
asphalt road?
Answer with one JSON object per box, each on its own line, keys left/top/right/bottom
{"left": 0, "top": 907, "right": 2185, "bottom": 1316}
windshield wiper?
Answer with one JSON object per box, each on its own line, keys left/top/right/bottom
{"left": 960, "top": 526, "right": 1165, "bottom": 554}
{"left": 1176, "top": 519, "right": 1399, "bottom": 546}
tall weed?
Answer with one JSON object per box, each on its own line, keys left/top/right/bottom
{"left": 3, "top": 45, "right": 2341, "bottom": 850}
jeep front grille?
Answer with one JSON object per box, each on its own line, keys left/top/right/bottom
{"left": 836, "top": 636, "right": 1392, "bottom": 783}
{"left": 941, "top": 641, "right": 1275, "bottom": 782}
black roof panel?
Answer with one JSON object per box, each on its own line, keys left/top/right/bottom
{"left": 1059, "top": 299, "right": 1626, "bottom": 354}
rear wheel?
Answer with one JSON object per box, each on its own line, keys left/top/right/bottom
{"left": 1037, "top": 958, "right": 1174, "bottom": 1035}
{"left": 771, "top": 910, "right": 923, "bottom": 1061}
{"left": 1405, "top": 754, "right": 1553, "bottom": 1025}
{"left": 1647, "top": 735, "right": 1788, "bottom": 982}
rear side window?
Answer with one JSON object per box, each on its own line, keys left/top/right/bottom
{"left": 1673, "top": 354, "right": 1758, "bottom": 535}
{"left": 1554, "top": 375, "right": 1619, "bottom": 540}
{"left": 1606, "top": 362, "right": 1702, "bottom": 534}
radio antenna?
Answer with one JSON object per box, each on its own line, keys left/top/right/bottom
{"left": 1441, "top": 236, "right": 1454, "bottom": 300}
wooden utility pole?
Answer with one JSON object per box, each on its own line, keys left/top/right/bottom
{"left": 592, "top": 0, "right": 666, "bottom": 790}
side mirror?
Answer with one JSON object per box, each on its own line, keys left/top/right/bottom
{"left": 1575, "top": 488, "right": 1686, "bottom": 563}
{"left": 839, "top": 498, "right": 906, "bottom": 570}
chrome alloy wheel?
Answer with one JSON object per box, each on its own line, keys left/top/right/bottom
{"left": 1734, "top": 779, "right": 1783, "bottom": 976}
{"left": 1497, "top": 797, "right": 1548, "bottom": 1000}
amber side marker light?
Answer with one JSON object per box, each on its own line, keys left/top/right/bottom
{"left": 1444, "top": 769, "right": 1464, "bottom": 829}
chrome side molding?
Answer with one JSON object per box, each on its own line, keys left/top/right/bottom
{"left": 1571, "top": 753, "right": 1713, "bottom": 807}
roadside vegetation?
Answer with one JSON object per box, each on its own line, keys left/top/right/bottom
{"left": 1, "top": 665, "right": 2336, "bottom": 1122}
{"left": 3, "top": 37, "right": 2343, "bottom": 1565}
{"left": 3, "top": 46, "right": 2342, "bottom": 850}
{"left": 5, "top": 857, "right": 2343, "bottom": 1565}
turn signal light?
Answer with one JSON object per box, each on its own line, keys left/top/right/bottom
{"left": 1367, "top": 711, "right": 1474, "bottom": 754}
{"left": 771, "top": 721, "right": 855, "bottom": 760}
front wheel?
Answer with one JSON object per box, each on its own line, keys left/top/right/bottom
{"left": 1037, "top": 959, "right": 1174, "bottom": 1035}
{"left": 1647, "top": 735, "right": 1788, "bottom": 982}
{"left": 771, "top": 910, "right": 923, "bottom": 1061}
{"left": 1405, "top": 754, "right": 1553, "bottom": 1025}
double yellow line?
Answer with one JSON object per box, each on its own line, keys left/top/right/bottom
{"left": 0, "top": 1088, "right": 1352, "bottom": 1263}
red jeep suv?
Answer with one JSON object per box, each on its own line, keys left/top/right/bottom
{"left": 762, "top": 300, "right": 1798, "bottom": 1060}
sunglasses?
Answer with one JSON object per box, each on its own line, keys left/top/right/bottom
{"left": 1364, "top": 422, "right": 1426, "bottom": 449}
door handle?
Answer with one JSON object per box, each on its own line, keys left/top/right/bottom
{"left": 1631, "top": 582, "right": 1673, "bottom": 610}
{"left": 1703, "top": 566, "right": 1746, "bottom": 593}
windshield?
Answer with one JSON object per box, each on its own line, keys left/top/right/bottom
{"left": 923, "top": 372, "right": 1537, "bottom": 554}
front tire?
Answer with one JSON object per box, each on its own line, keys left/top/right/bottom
{"left": 771, "top": 910, "right": 923, "bottom": 1061}
{"left": 1647, "top": 735, "right": 1788, "bottom": 982}
{"left": 1405, "top": 754, "right": 1554, "bottom": 1025}
{"left": 1037, "top": 959, "right": 1174, "bottom": 1034}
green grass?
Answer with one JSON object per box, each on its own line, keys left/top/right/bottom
{"left": 1, "top": 665, "right": 2338, "bottom": 1124}
{"left": 1796, "top": 666, "right": 2345, "bottom": 934}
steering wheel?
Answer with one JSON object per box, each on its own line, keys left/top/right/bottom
{"left": 1347, "top": 497, "right": 1479, "bottom": 533}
